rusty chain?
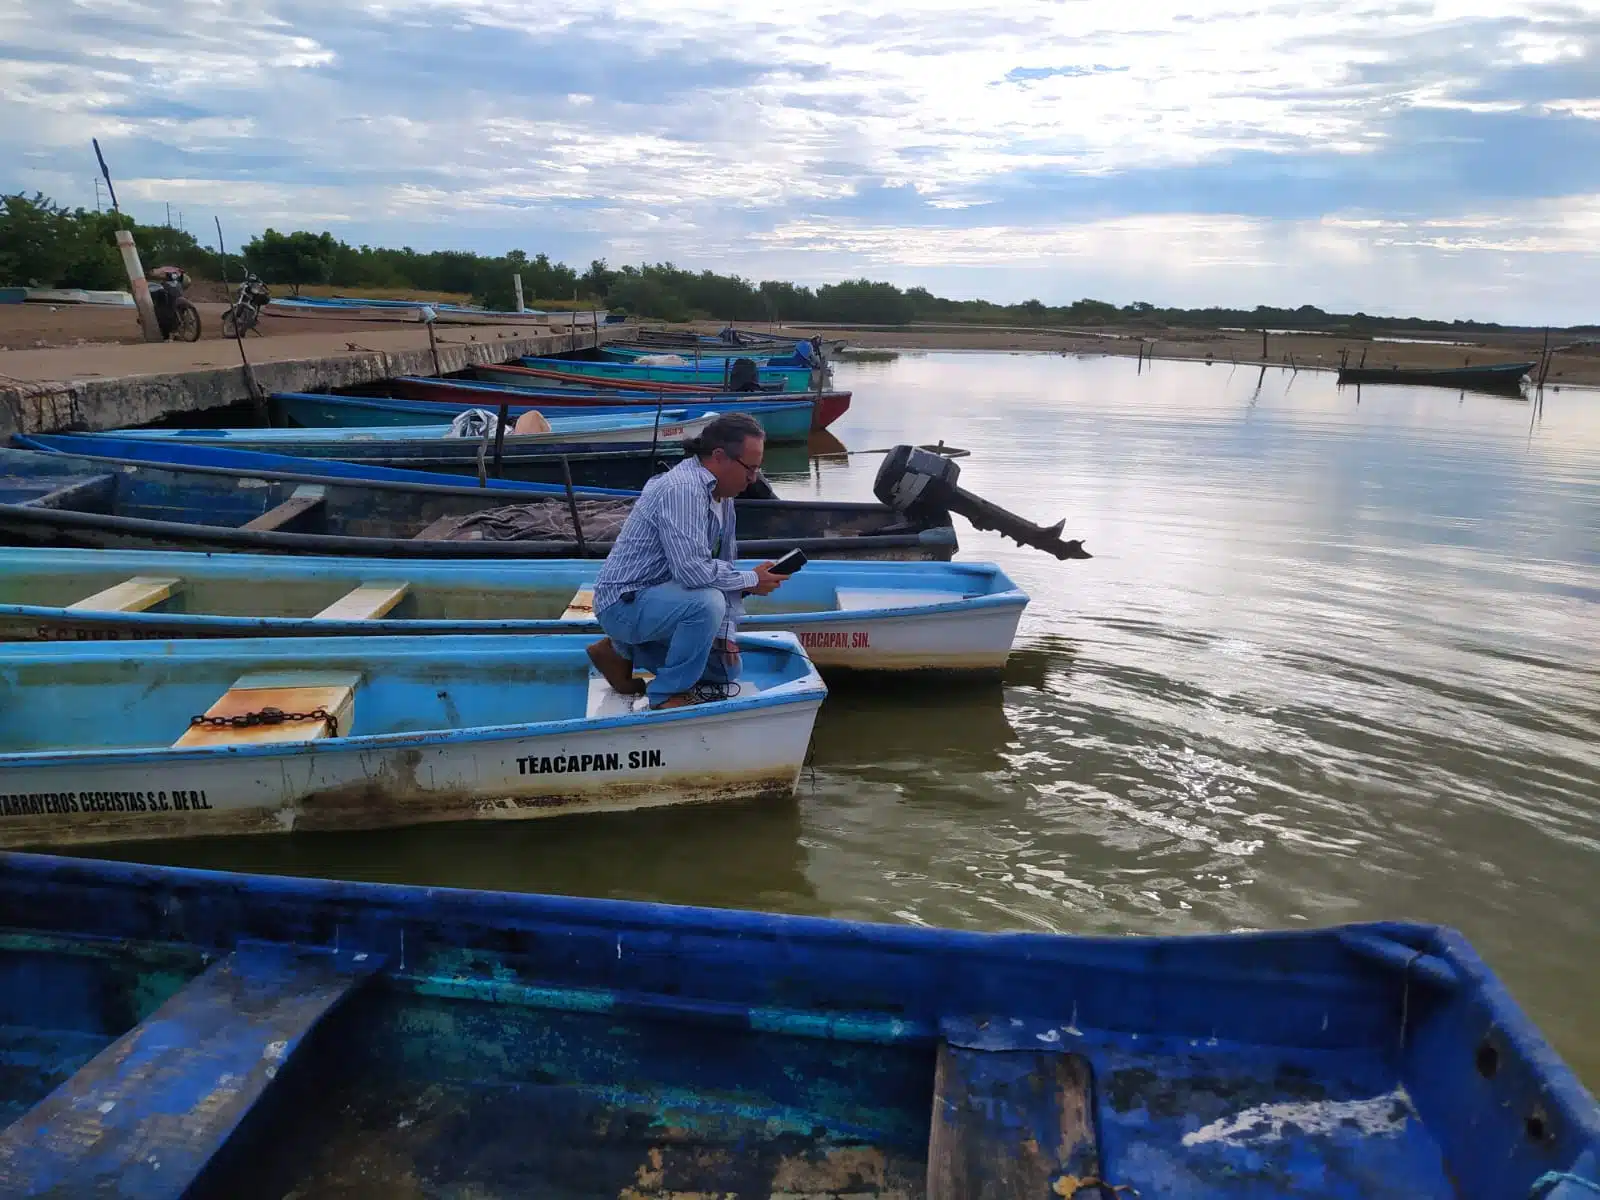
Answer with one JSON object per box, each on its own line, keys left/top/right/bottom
{"left": 188, "top": 706, "right": 338, "bottom": 737}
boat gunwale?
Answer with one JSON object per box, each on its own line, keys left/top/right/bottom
{"left": 0, "top": 501, "right": 955, "bottom": 559}
{"left": 5, "top": 438, "right": 910, "bottom": 515}
{"left": 275, "top": 390, "right": 814, "bottom": 419}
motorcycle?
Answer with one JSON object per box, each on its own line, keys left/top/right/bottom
{"left": 147, "top": 267, "right": 201, "bottom": 342}
{"left": 222, "top": 273, "right": 270, "bottom": 337}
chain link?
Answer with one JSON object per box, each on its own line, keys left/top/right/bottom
{"left": 188, "top": 706, "right": 338, "bottom": 737}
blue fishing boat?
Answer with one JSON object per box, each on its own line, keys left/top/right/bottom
{"left": 0, "top": 549, "right": 1025, "bottom": 674}
{"left": 0, "top": 853, "right": 1592, "bottom": 1198}
{"left": 0, "top": 446, "right": 958, "bottom": 560}
{"left": 14, "top": 433, "right": 634, "bottom": 496}
{"left": 602, "top": 342, "right": 819, "bottom": 369}
{"left": 516, "top": 355, "right": 818, "bottom": 393}
{"left": 272, "top": 390, "right": 817, "bottom": 445}
{"left": 94, "top": 411, "right": 716, "bottom": 471}
{"left": 0, "top": 632, "right": 825, "bottom": 848}
{"left": 419, "top": 367, "right": 853, "bottom": 431}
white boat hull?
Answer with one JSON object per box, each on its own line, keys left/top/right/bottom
{"left": 0, "top": 690, "right": 821, "bottom": 848}
{"left": 778, "top": 594, "right": 1024, "bottom": 671}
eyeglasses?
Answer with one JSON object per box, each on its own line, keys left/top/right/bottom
{"left": 721, "top": 449, "right": 763, "bottom": 477}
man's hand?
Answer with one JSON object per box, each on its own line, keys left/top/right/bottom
{"left": 749, "top": 561, "right": 785, "bottom": 596}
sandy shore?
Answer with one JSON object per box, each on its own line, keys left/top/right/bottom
{"left": 680, "top": 321, "right": 1600, "bottom": 387}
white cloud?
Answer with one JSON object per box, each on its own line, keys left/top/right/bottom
{"left": 2, "top": 0, "right": 1599, "bottom": 319}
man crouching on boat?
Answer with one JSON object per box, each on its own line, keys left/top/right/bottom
{"left": 588, "top": 412, "right": 786, "bottom": 710}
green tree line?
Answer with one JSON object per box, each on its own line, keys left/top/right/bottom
{"left": 3, "top": 192, "right": 1583, "bottom": 332}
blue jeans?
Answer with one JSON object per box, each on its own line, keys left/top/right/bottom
{"left": 597, "top": 582, "right": 739, "bottom": 704}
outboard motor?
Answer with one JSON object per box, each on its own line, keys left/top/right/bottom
{"left": 727, "top": 357, "right": 762, "bottom": 392}
{"left": 874, "top": 444, "right": 1091, "bottom": 561}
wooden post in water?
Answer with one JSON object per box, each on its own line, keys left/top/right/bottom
{"left": 1261, "top": 328, "right": 1268, "bottom": 360}
{"left": 115, "top": 231, "right": 162, "bottom": 343}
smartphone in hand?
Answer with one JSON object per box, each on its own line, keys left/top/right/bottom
{"left": 770, "top": 548, "right": 808, "bottom": 575}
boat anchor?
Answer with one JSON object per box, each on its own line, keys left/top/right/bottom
{"left": 873, "top": 444, "right": 1092, "bottom": 561}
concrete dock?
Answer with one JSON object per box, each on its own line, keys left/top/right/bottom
{"left": 0, "top": 320, "right": 628, "bottom": 438}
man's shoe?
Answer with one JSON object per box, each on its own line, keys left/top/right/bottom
{"left": 649, "top": 682, "right": 741, "bottom": 711}
{"left": 650, "top": 692, "right": 701, "bottom": 710}
{"left": 586, "top": 639, "right": 646, "bottom": 695}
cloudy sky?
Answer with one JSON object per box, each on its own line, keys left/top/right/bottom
{"left": 3, "top": 0, "right": 1598, "bottom": 322}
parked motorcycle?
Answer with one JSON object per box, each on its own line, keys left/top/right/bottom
{"left": 148, "top": 267, "right": 201, "bottom": 342}
{"left": 222, "top": 273, "right": 270, "bottom": 337}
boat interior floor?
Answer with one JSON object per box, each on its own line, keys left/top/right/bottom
{"left": 0, "top": 934, "right": 1464, "bottom": 1200}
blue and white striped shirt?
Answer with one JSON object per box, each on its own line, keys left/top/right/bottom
{"left": 593, "top": 457, "right": 759, "bottom": 642}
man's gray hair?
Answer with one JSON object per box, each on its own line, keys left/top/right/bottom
{"left": 690, "top": 412, "right": 766, "bottom": 459}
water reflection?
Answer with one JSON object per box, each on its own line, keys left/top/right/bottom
{"left": 101, "top": 800, "right": 818, "bottom": 913}
{"left": 795, "top": 351, "right": 1598, "bottom": 1083}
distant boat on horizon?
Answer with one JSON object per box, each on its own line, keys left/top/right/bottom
{"left": 1336, "top": 360, "right": 1536, "bottom": 395}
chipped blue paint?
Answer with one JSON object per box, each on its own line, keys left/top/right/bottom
{"left": 408, "top": 975, "right": 617, "bottom": 1014}
{"left": 0, "top": 854, "right": 1590, "bottom": 1198}
{"left": 748, "top": 1007, "right": 928, "bottom": 1044}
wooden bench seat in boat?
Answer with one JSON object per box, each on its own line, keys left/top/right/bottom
{"left": 927, "top": 1037, "right": 1100, "bottom": 1199}
{"left": 66, "top": 575, "right": 182, "bottom": 613}
{"left": 313, "top": 582, "right": 410, "bottom": 621}
{"left": 411, "top": 514, "right": 459, "bottom": 541}
{"left": 562, "top": 587, "right": 595, "bottom": 620}
{"left": 0, "top": 943, "right": 379, "bottom": 1197}
{"left": 242, "top": 484, "right": 326, "bottom": 532}
{"left": 16, "top": 474, "right": 115, "bottom": 511}
{"left": 173, "top": 670, "right": 360, "bottom": 748}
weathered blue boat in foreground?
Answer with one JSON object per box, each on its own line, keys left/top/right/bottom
{"left": 0, "top": 854, "right": 1592, "bottom": 1199}
{"left": 0, "top": 548, "right": 1025, "bottom": 673}
{"left": 0, "top": 632, "right": 825, "bottom": 848}
{"left": 0, "top": 447, "right": 958, "bottom": 560}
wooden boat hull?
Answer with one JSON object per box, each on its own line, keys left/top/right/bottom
{"left": 0, "top": 854, "right": 1591, "bottom": 1200}
{"left": 0, "top": 550, "right": 1024, "bottom": 673}
{"left": 0, "top": 447, "right": 959, "bottom": 560}
{"left": 1336, "top": 362, "right": 1535, "bottom": 394}
{"left": 0, "top": 633, "right": 824, "bottom": 848}
{"left": 457, "top": 367, "right": 851, "bottom": 430}
{"left": 272, "top": 391, "right": 818, "bottom": 445}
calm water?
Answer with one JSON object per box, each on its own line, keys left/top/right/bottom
{"left": 116, "top": 352, "right": 1600, "bottom": 1086}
